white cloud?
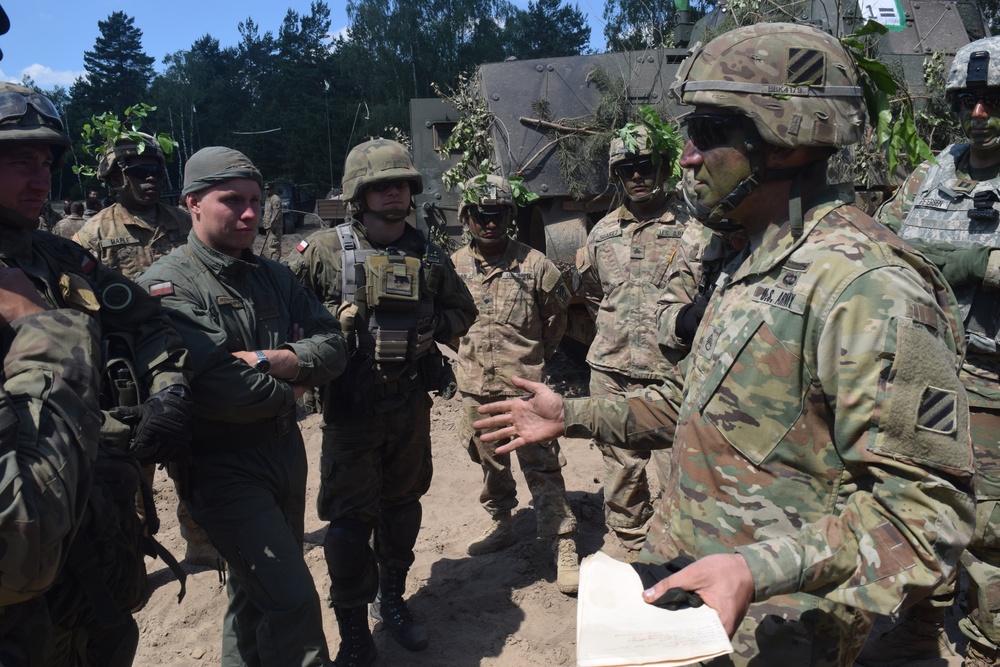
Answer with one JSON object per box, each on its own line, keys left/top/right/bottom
{"left": 2, "top": 64, "right": 86, "bottom": 87}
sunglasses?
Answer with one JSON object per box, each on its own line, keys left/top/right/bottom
{"left": 613, "top": 157, "right": 657, "bottom": 179}
{"left": 682, "top": 113, "right": 747, "bottom": 151}
{"left": 123, "top": 163, "right": 165, "bottom": 180}
{"left": 369, "top": 178, "right": 409, "bottom": 193}
{"left": 0, "top": 90, "right": 63, "bottom": 128}
{"left": 955, "top": 92, "right": 1000, "bottom": 111}
{"left": 469, "top": 205, "right": 510, "bottom": 225}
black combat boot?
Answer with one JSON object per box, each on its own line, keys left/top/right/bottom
{"left": 332, "top": 605, "right": 376, "bottom": 667}
{"left": 370, "top": 566, "right": 429, "bottom": 651}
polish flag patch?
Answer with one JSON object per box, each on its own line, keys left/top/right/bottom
{"left": 79, "top": 255, "right": 95, "bottom": 274}
{"left": 297, "top": 239, "right": 310, "bottom": 253}
{"left": 148, "top": 281, "right": 175, "bottom": 297}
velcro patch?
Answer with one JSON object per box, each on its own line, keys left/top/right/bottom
{"left": 297, "top": 239, "right": 310, "bottom": 253}
{"left": 751, "top": 284, "right": 799, "bottom": 312}
{"left": 787, "top": 48, "right": 825, "bottom": 87}
{"left": 148, "top": 281, "right": 174, "bottom": 297}
{"left": 917, "top": 386, "right": 958, "bottom": 435}
{"left": 217, "top": 296, "right": 245, "bottom": 309}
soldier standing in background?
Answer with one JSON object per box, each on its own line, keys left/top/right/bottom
{"left": 74, "top": 133, "right": 191, "bottom": 278}
{"left": 52, "top": 200, "right": 85, "bottom": 238}
{"left": 289, "top": 138, "right": 477, "bottom": 667}
{"left": 870, "top": 35, "right": 1000, "bottom": 666}
{"left": 260, "top": 181, "right": 284, "bottom": 261}
{"left": 73, "top": 132, "right": 213, "bottom": 567}
{"left": 575, "top": 122, "right": 688, "bottom": 552}
{"left": 138, "top": 146, "right": 347, "bottom": 667}
{"left": 0, "top": 80, "right": 192, "bottom": 667}
{"left": 475, "top": 24, "right": 976, "bottom": 665}
{"left": 451, "top": 174, "right": 580, "bottom": 595}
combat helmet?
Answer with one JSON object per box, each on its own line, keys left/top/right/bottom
{"left": 672, "top": 22, "right": 865, "bottom": 149}
{"left": 0, "top": 81, "right": 70, "bottom": 169}
{"left": 97, "top": 132, "right": 166, "bottom": 180}
{"left": 672, "top": 23, "right": 864, "bottom": 230}
{"left": 342, "top": 139, "right": 423, "bottom": 202}
{"left": 946, "top": 36, "right": 1000, "bottom": 102}
{"left": 458, "top": 173, "right": 515, "bottom": 222}
{"left": 608, "top": 125, "right": 658, "bottom": 173}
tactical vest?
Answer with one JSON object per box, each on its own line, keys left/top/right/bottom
{"left": 336, "top": 223, "right": 442, "bottom": 382}
{"left": 899, "top": 144, "right": 1000, "bottom": 353}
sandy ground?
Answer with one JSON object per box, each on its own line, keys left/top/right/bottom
{"left": 132, "top": 355, "right": 626, "bottom": 667}
{"left": 131, "top": 219, "right": 969, "bottom": 666}
{"left": 133, "top": 219, "right": 637, "bottom": 666}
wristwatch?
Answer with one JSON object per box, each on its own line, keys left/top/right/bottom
{"left": 252, "top": 350, "right": 271, "bottom": 373}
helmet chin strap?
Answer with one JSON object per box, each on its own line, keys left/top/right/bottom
{"left": 682, "top": 128, "right": 811, "bottom": 236}
{"left": 358, "top": 199, "right": 414, "bottom": 223}
{"left": 625, "top": 161, "right": 665, "bottom": 204}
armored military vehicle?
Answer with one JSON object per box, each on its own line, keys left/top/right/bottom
{"left": 409, "top": 0, "right": 989, "bottom": 346}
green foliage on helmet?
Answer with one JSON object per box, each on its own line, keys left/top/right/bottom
{"left": 342, "top": 138, "right": 423, "bottom": 202}
{"left": 96, "top": 132, "right": 167, "bottom": 180}
{"left": 458, "top": 164, "right": 539, "bottom": 221}
{"left": 610, "top": 106, "right": 683, "bottom": 191}
{"left": 75, "top": 103, "right": 178, "bottom": 179}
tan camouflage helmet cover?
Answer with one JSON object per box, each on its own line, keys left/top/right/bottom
{"left": 458, "top": 173, "right": 515, "bottom": 221}
{"left": 608, "top": 124, "right": 656, "bottom": 170}
{"left": 947, "top": 36, "right": 1000, "bottom": 94}
{"left": 341, "top": 138, "right": 423, "bottom": 202}
{"left": 671, "top": 22, "right": 865, "bottom": 148}
{"left": 96, "top": 132, "right": 166, "bottom": 180}
{"left": 0, "top": 82, "right": 70, "bottom": 169}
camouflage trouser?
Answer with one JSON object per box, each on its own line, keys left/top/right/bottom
{"left": 959, "top": 405, "right": 1000, "bottom": 649}
{"left": 589, "top": 368, "right": 671, "bottom": 550}
{"left": 261, "top": 227, "right": 282, "bottom": 261}
{"left": 461, "top": 395, "right": 577, "bottom": 539}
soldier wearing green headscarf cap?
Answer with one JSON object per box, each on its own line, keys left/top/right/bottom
{"left": 138, "top": 145, "right": 348, "bottom": 667}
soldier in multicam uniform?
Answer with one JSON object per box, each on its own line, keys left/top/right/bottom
{"left": 288, "top": 139, "right": 476, "bottom": 667}
{"left": 452, "top": 174, "right": 580, "bottom": 594}
{"left": 73, "top": 132, "right": 214, "bottom": 567}
{"left": 138, "top": 146, "right": 348, "bottom": 667}
{"left": 52, "top": 200, "right": 85, "bottom": 238}
{"left": 869, "top": 35, "right": 1000, "bottom": 667}
{"left": 260, "top": 181, "right": 284, "bottom": 261}
{"left": 475, "top": 23, "right": 976, "bottom": 665}
{"left": 0, "top": 81, "right": 191, "bottom": 666}
{"left": 74, "top": 132, "right": 192, "bottom": 279}
{"left": 576, "top": 124, "right": 688, "bottom": 551}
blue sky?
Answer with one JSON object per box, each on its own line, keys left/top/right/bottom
{"left": 0, "top": 0, "right": 609, "bottom": 88}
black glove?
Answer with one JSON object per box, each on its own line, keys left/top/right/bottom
{"left": 675, "top": 296, "right": 708, "bottom": 346}
{"left": 111, "top": 385, "right": 193, "bottom": 465}
{"left": 631, "top": 556, "right": 704, "bottom": 611}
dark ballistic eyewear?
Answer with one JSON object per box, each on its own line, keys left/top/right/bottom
{"left": 613, "top": 157, "right": 657, "bottom": 179}
{"left": 0, "top": 90, "right": 64, "bottom": 128}
{"left": 682, "top": 113, "right": 747, "bottom": 152}
{"left": 369, "top": 178, "right": 409, "bottom": 193}
{"left": 123, "top": 163, "right": 165, "bottom": 180}
{"left": 955, "top": 92, "right": 1000, "bottom": 111}
{"left": 470, "top": 205, "right": 509, "bottom": 225}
